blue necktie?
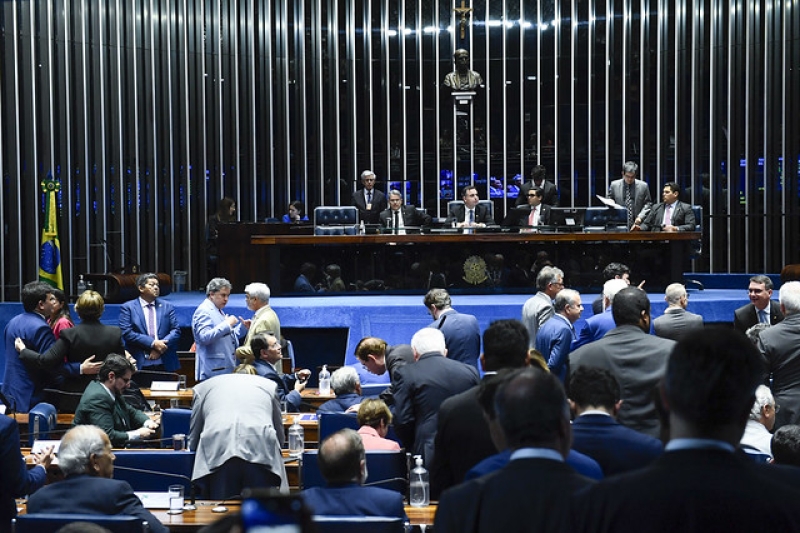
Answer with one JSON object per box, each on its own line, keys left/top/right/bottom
{"left": 759, "top": 309, "right": 769, "bottom": 324}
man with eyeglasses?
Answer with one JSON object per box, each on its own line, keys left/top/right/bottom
{"left": 73, "top": 354, "right": 159, "bottom": 448}
{"left": 119, "top": 272, "right": 181, "bottom": 372}
{"left": 514, "top": 187, "right": 551, "bottom": 232}
{"left": 351, "top": 170, "right": 387, "bottom": 225}
{"left": 733, "top": 274, "right": 784, "bottom": 332}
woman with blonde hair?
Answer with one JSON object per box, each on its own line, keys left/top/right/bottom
{"left": 357, "top": 398, "right": 401, "bottom": 451}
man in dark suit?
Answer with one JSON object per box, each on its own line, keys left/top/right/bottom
{"left": 653, "top": 283, "right": 704, "bottom": 341}
{"left": 430, "top": 319, "right": 530, "bottom": 499}
{"left": 301, "top": 429, "right": 407, "bottom": 519}
{"left": 733, "top": 274, "right": 784, "bottom": 332}
{"left": 393, "top": 328, "right": 480, "bottom": 465}
{"left": 571, "top": 327, "right": 800, "bottom": 533}
{"left": 568, "top": 366, "right": 663, "bottom": 476}
{"left": 573, "top": 279, "right": 628, "bottom": 350}
{"left": 632, "top": 182, "right": 696, "bottom": 232}
{"left": 26, "top": 425, "right": 168, "bottom": 533}
{"left": 2, "top": 281, "right": 57, "bottom": 412}
{"left": 351, "top": 170, "right": 387, "bottom": 224}
{"left": 590, "top": 262, "right": 633, "bottom": 315}
{"left": 511, "top": 186, "right": 552, "bottom": 230}
{"left": 424, "top": 288, "right": 481, "bottom": 369}
{"left": 570, "top": 287, "right": 675, "bottom": 439}
{"left": 435, "top": 368, "right": 595, "bottom": 533}
{"left": 317, "top": 367, "right": 362, "bottom": 414}
{"left": 607, "top": 161, "right": 652, "bottom": 229}
{"left": 119, "top": 272, "right": 181, "bottom": 372}
{"left": 446, "top": 185, "right": 496, "bottom": 229}
{"left": 72, "top": 354, "right": 159, "bottom": 448}
{"left": 378, "top": 189, "right": 432, "bottom": 230}
{"left": 250, "top": 333, "right": 311, "bottom": 412}
{"left": 758, "top": 281, "right": 800, "bottom": 430}
{"left": 353, "top": 337, "right": 414, "bottom": 407}
{"left": 515, "top": 164, "right": 559, "bottom": 207}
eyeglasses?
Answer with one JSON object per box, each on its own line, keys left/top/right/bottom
{"left": 527, "top": 194, "right": 539, "bottom": 197}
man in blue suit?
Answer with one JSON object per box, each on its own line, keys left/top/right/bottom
{"left": 536, "top": 289, "right": 583, "bottom": 383}
{"left": 301, "top": 428, "right": 407, "bottom": 520}
{"left": 424, "top": 288, "right": 480, "bottom": 369}
{"left": 250, "top": 333, "right": 311, "bottom": 411}
{"left": 119, "top": 273, "right": 181, "bottom": 371}
{"left": 573, "top": 278, "right": 628, "bottom": 350}
{"left": 192, "top": 277, "right": 248, "bottom": 381}
{"left": 2, "top": 281, "right": 57, "bottom": 412}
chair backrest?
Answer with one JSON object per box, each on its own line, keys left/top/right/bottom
{"left": 317, "top": 412, "right": 359, "bottom": 443}
{"left": 447, "top": 199, "right": 494, "bottom": 219}
{"left": 302, "top": 450, "right": 407, "bottom": 493}
{"left": 113, "top": 450, "right": 195, "bottom": 493}
{"left": 161, "top": 408, "right": 192, "bottom": 449}
{"left": 13, "top": 514, "right": 147, "bottom": 533}
{"left": 27, "top": 402, "right": 57, "bottom": 446}
{"left": 132, "top": 370, "right": 180, "bottom": 389}
{"left": 312, "top": 516, "right": 405, "bottom": 533}
{"left": 42, "top": 389, "right": 83, "bottom": 414}
{"left": 314, "top": 206, "right": 359, "bottom": 235}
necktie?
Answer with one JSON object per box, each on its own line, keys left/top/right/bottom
{"left": 146, "top": 303, "right": 156, "bottom": 337}
{"left": 759, "top": 309, "right": 769, "bottom": 324}
{"left": 367, "top": 190, "right": 372, "bottom": 204}
{"left": 393, "top": 210, "right": 399, "bottom": 231}
{"left": 663, "top": 204, "right": 672, "bottom": 227}
{"left": 469, "top": 209, "right": 474, "bottom": 225}
{"left": 626, "top": 185, "right": 634, "bottom": 228}
{"left": 528, "top": 208, "right": 536, "bottom": 227}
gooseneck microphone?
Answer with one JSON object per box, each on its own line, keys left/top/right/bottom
{"left": 113, "top": 465, "right": 197, "bottom": 509}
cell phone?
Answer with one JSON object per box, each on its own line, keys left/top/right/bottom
{"left": 240, "top": 488, "right": 313, "bottom": 533}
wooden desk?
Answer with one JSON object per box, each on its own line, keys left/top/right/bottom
{"left": 142, "top": 388, "right": 194, "bottom": 407}
{"left": 300, "top": 388, "right": 336, "bottom": 410}
{"left": 282, "top": 415, "right": 319, "bottom": 445}
{"left": 10, "top": 413, "right": 75, "bottom": 427}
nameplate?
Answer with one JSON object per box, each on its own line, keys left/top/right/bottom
{"left": 135, "top": 491, "right": 171, "bottom": 509}
{"left": 151, "top": 381, "right": 180, "bottom": 391}
{"left": 32, "top": 439, "right": 61, "bottom": 464}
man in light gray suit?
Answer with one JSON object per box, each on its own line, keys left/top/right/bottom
{"left": 653, "top": 283, "right": 703, "bottom": 341}
{"left": 521, "top": 266, "right": 564, "bottom": 348}
{"left": 192, "top": 278, "right": 249, "bottom": 381}
{"left": 189, "top": 373, "right": 287, "bottom": 498}
{"left": 607, "top": 161, "right": 652, "bottom": 229}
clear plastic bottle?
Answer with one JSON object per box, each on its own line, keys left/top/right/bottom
{"left": 359, "top": 220, "right": 366, "bottom": 235}
{"left": 318, "top": 365, "right": 331, "bottom": 396}
{"left": 77, "top": 274, "right": 87, "bottom": 295}
{"left": 409, "top": 455, "right": 429, "bottom": 507}
{"left": 288, "top": 417, "right": 304, "bottom": 457}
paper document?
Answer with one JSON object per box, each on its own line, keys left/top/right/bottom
{"left": 596, "top": 195, "right": 624, "bottom": 209}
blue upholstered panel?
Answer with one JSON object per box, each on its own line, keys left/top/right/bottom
{"left": 302, "top": 450, "right": 407, "bottom": 493}
{"left": 312, "top": 516, "right": 405, "bottom": 533}
{"left": 28, "top": 402, "right": 57, "bottom": 446}
{"left": 584, "top": 207, "right": 628, "bottom": 227}
{"left": 314, "top": 206, "right": 358, "bottom": 226}
{"left": 161, "top": 408, "right": 191, "bottom": 449}
{"left": 113, "top": 450, "right": 195, "bottom": 492}
{"left": 13, "top": 514, "right": 146, "bottom": 533}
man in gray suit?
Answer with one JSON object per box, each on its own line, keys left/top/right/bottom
{"left": 570, "top": 287, "right": 675, "bottom": 438}
{"left": 607, "top": 161, "right": 652, "bottom": 229}
{"left": 653, "top": 283, "right": 703, "bottom": 341}
{"left": 757, "top": 281, "right": 800, "bottom": 430}
{"left": 521, "top": 266, "right": 564, "bottom": 348}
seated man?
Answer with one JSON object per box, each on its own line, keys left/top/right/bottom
{"left": 317, "top": 367, "right": 362, "bottom": 414}
{"left": 379, "top": 189, "right": 432, "bottom": 231}
{"left": 72, "top": 354, "right": 159, "bottom": 448}
{"left": 26, "top": 425, "right": 168, "bottom": 533}
{"left": 739, "top": 385, "right": 777, "bottom": 458}
{"left": 250, "top": 333, "right": 311, "bottom": 411}
{"left": 301, "top": 429, "right": 407, "bottom": 519}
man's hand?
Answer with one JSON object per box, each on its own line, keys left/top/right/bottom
{"left": 226, "top": 315, "right": 239, "bottom": 327}
{"left": 137, "top": 426, "right": 156, "bottom": 439}
{"left": 33, "top": 445, "right": 55, "bottom": 470}
{"left": 80, "top": 356, "right": 102, "bottom": 375}
{"left": 239, "top": 317, "right": 252, "bottom": 330}
{"left": 144, "top": 418, "right": 160, "bottom": 430}
{"left": 630, "top": 224, "right": 642, "bottom": 232}
{"left": 152, "top": 339, "right": 168, "bottom": 354}
{"left": 14, "top": 337, "right": 25, "bottom": 353}
{"left": 296, "top": 369, "right": 311, "bottom": 382}
{"left": 663, "top": 224, "right": 678, "bottom": 233}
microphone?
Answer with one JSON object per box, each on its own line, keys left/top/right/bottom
{"left": 363, "top": 477, "right": 409, "bottom": 488}
{"left": 113, "top": 465, "right": 197, "bottom": 509}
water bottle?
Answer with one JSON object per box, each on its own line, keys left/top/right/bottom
{"left": 359, "top": 220, "right": 366, "bottom": 235}
{"left": 318, "top": 365, "right": 331, "bottom": 396}
{"left": 288, "top": 417, "right": 304, "bottom": 457}
{"left": 409, "top": 455, "right": 429, "bottom": 507}
{"left": 77, "top": 274, "right": 87, "bottom": 295}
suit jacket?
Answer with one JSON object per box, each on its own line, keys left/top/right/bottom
{"left": 393, "top": 352, "right": 480, "bottom": 465}
{"left": 351, "top": 188, "right": 387, "bottom": 224}
{"left": 521, "top": 292, "right": 555, "bottom": 348}
{"left": 445, "top": 203, "right": 496, "bottom": 226}
{"left": 427, "top": 309, "right": 481, "bottom": 368}
{"left": 20, "top": 321, "right": 126, "bottom": 393}
{"left": 436, "top": 456, "right": 594, "bottom": 533}
{"left": 535, "top": 314, "right": 575, "bottom": 382}
{"left": 192, "top": 298, "right": 246, "bottom": 381}
{"left": 506, "top": 203, "right": 552, "bottom": 227}
{"left": 639, "top": 200, "right": 696, "bottom": 232}
{"left": 653, "top": 308, "right": 704, "bottom": 341}
{"left": 379, "top": 205, "right": 432, "bottom": 228}
{"left": 570, "top": 325, "right": 675, "bottom": 438}
{"left": 119, "top": 297, "right": 181, "bottom": 371}
{"left": 2, "top": 311, "right": 56, "bottom": 412}
{"left": 235, "top": 304, "right": 281, "bottom": 361}
{"left": 378, "top": 344, "right": 414, "bottom": 406}
{"left": 73, "top": 381, "right": 150, "bottom": 447}
{"left": 26, "top": 474, "right": 168, "bottom": 533}
{"left": 317, "top": 392, "right": 362, "bottom": 414}
{"left": 571, "top": 413, "right": 663, "bottom": 476}
{"left": 758, "top": 314, "right": 800, "bottom": 428}
{"left": 0, "top": 417, "right": 47, "bottom": 533}
{"left": 301, "top": 484, "right": 407, "bottom": 519}
{"left": 189, "top": 374, "right": 287, "bottom": 490}
{"left": 608, "top": 178, "right": 653, "bottom": 222}
{"left": 465, "top": 448, "right": 604, "bottom": 482}
{"left": 573, "top": 308, "right": 617, "bottom": 350}
{"left": 571, "top": 449, "right": 800, "bottom": 533}
{"left": 254, "top": 359, "right": 302, "bottom": 411}
{"left": 733, "top": 301, "right": 784, "bottom": 332}
{"left": 516, "top": 180, "right": 559, "bottom": 207}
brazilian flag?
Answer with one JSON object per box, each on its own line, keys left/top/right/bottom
{"left": 39, "top": 177, "right": 64, "bottom": 290}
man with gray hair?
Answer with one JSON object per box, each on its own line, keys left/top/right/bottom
{"left": 192, "top": 277, "right": 249, "bottom": 381}
{"left": 757, "top": 281, "right": 800, "bottom": 429}
{"left": 573, "top": 278, "right": 628, "bottom": 350}
{"left": 536, "top": 289, "right": 583, "bottom": 382}
{"left": 739, "top": 385, "right": 777, "bottom": 458}
{"left": 26, "top": 425, "right": 168, "bottom": 533}
{"left": 351, "top": 170, "right": 387, "bottom": 224}
{"left": 425, "top": 288, "right": 481, "bottom": 369}
{"left": 379, "top": 189, "right": 431, "bottom": 232}
{"left": 235, "top": 282, "right": 280, "bottom": 363}
{"left": 317, "top": 367, "right": 363, "bottom": 414}
{"left": 607, "top": 161, "right": 652, "bottom": 229}
{"left": 653, "top": 283, "right": 703, "bottom": 341}
{"left": 521, "top": 265, "right": 565, "bottom": 348}
{"left": 394, "top": 328, "right": 480, "bottom": 464}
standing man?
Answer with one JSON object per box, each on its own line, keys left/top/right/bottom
{"left": 632, "top": 182, "right": 696, "bottom": 232}
{"left": 379, "top": 190, "right": 432, "bottom": 231}
{"left": 424, "top": 288, "right": 481, "bottom": 369}
{"left": 446, "top": 185, "right": 495, "bottom": 230}
{"left": 607, "top": 161, "right": 652, "bottom": 230}
{"left": 119, "top": 273, "right": 181, "bottom": 372}
{"left": 591, "top": 262, "right": 635, "bottom": 315}
{"left": 353, "top": 337, "right": 414, "bottom": 406}
{"left": 733, "top": 274, "right": 783, "bottom": 332}
{"left": 535, "top": 289, "right": 583, "bottom": 383}
{"left": 2, "top": 281, "right": 57, "bottom": 412}
{"left": 235, "top": 282, "right": 280, "bottom": 363}
{"left": 351, "top": 170, "right": 387, "bottom": 225}
{"left": 573, "top": 278, "right": 628, "bottom": 350}
{"left": 521, "top": 266, "right": 564, "bottom": 348}
{"left": 516, "top": 165, "right": 559, "bottom": 207}
{"left": 653, "top": 283, "right": 704, "bottom": 341}
{"left": 192, "top": 277, "right": 248, "bottom": 381}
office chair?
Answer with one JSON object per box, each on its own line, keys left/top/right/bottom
{"left": 161, "top": 408, "right": 192, "bottom": 449}
{"left": 27, "top": 402, "right": 57, "bottom": 446}
{"left": 12, "top": 514, "right": 148, "bottom": 533}
{"left": 312, "top": 516, "right": 405, "bottom": 533}
{"left": 302, "top": 450, "right": 407, "bottom": 493}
